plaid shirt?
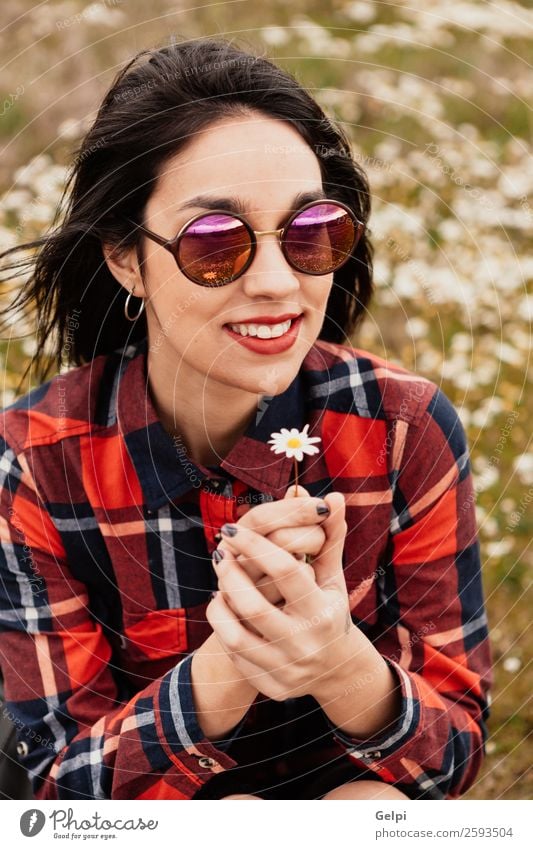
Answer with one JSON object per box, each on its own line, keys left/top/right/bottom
{"left": 0, "top": 335, "right": 492, "bottom": 800}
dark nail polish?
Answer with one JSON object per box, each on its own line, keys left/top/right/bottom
{"left": 214, "top": 532, "right": 222, "bottom": 542}
{"left": 220, "top": 523, "right": 238, "bottom": 537}
{"left": 212, "top": 548, "right": 225, "bottom": 564}
{"left": 316, "top": 502, "right": 330, "bottom": 516}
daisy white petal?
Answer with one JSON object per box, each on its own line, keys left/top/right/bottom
{"left": 267, "top": 424, "right": 322, "bottom": 459}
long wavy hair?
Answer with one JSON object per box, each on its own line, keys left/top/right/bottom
{"left": 0, "top": 35, "right": 374, "bottom": 393}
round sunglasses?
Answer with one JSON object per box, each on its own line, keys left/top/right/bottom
{"left": 127, "top": 199, "right": 365, "bottom": 287}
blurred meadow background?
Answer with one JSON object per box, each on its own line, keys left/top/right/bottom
{"left": 0, "top": 0, "right": 531, "bottom": 799}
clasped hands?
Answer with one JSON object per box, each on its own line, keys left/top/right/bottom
{"left": 206, "top": 486, "right": 374, "bottom": 703}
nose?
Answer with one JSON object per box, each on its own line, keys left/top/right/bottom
{"left": 240, "top": 232, "right": 301, "bottom": 300}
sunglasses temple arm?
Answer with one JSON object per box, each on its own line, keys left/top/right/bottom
{"left": 128, "top": 219, "right": 173, "bottom": 249}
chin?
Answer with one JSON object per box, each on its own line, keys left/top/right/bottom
{"left": 225, "top": 367, "right": 296, "bottom": 398}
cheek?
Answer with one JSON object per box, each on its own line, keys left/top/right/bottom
{"left": 162, "top": 289, "right": 225, "bottom": 335}
{"left": 172, "top": 302, "right": 231, "bottom": 362}
{"left": 308, "top": 283, "right": 332, "bottom": 320}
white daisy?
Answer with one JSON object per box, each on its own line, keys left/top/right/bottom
{"left": 268, "top": 424, "right": 321, "bottom": 462}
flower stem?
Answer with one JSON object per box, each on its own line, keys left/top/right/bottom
{"left": 294, "top": 456, "right": 299, "bottom": 497}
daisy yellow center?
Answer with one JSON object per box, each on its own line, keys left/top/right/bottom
{"left": 287, "top": 438, "right": 302, "bottom": 448}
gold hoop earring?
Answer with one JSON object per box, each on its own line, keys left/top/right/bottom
{"left": 124, "top": 285, "right": 145, "bottom": 321}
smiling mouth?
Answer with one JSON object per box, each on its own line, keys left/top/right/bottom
{"left": 223, "top": 316, "right": 301, "bottom": 339}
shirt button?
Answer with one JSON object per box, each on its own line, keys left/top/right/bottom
{"left": 198, "top": 756, "right": 218, "bottom": 769}
{"left": 204, "top": 479, "right": 227, "bottom": 494}
{"left": 16, "top": 741, "right": 29, "bottom": 757}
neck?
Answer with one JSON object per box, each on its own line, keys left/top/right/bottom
{"left": 147, "top": 349, "right": 260, "bottom": 468}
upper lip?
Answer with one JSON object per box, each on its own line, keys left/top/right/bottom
{"left": 224, "top": 313, "right": 302, "bottom": 325}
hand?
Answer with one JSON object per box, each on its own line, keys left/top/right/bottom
{"left": 217, "top": 485, "right": 326, "bottom": 610}
{"left": 206, "top": 491, "right": 368, "bottom": 702}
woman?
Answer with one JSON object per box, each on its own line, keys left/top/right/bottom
{"left": 0, "top": 37, "right": 492, "bottom": 800}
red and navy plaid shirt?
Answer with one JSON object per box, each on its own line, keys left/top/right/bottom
{"left": 0, "top": 335, "right": 492, "bottom": 799}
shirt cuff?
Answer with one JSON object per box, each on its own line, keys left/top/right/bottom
{"left": 324, "top": 657, "right": 423, "bottom": 766}
{"left": 156, "top": 652, "right": 248, "bottom": 779}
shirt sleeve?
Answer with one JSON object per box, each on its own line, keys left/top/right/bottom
{"left": 0, "top": 426, "right": 247, "bottom": 800}
{"left": 324, "top": 385, "right": 493, "bottom": 800}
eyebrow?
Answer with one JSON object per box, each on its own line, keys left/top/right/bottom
{"left": 177, "top": 188, "right": 328, "bottom": 216}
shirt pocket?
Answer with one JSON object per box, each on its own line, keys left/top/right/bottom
{"left": 120, "top": 607, "right": 189, "bottom": 685}
{"left": 119, "top": 602, "right": 213, "bottom": 686}
{"left": 125, "top": 607, "right": 188, "bottom": 657}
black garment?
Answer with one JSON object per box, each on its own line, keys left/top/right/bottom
{"left": 0, "top": 675, "right": 34, "bottom": 799}
{"left": 192, "top": 694, "right": 384, "bottom": 800}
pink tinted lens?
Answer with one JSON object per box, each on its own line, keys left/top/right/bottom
{"left": 177, "top": 213, "right": 252, "bottom": 285}
{"left": 284, "top": 203, "right": 360, "bottom": 274}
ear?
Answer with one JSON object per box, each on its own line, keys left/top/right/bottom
{"left": 101, "top": 241, "right": 148, "bottom": 298}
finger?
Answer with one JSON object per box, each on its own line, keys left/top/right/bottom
{"left": 234, "top": 552, "right": 264, "bottom": 585}
{"left": 284, "top": 484, "right": 310, "bottom": 498}
{"left": 237, "top": 524, "right": 323, "bottom": 595}
{"left": 206, "top": 592, "right": 281, "bottom": 673}
{"left": 225, "top": 494, "right": 330, "bottom": 538}
{"left": 234, "top": 551, "right": 285, "bottom": 608}
{"left": 215, "top": 549, "right": 277, "bottom": 626}
{"left": 266, "top": 524, "right": 325, "bottom": 557}
{"left": 310, "top": 492, "right": 347, "bottom": 591}
{"left": 217, "top": 525, "right": 323, "bottom": 615}
{"left": 212, "top": 545, "right": 290, "bottom": 641}
{"left": 218, "top": 549, "right": 283, "bottom": 607}
{"left": 222, "top": 555, "right": 285, "bottom": 628}
{"left": 209, "top": 618, "right": 282, "bottom": 694}
{"left": 206, "top": 589, "right": 262, "bottom": 649}
{"left": 255, "top": 561, "right": 315, "bottom": 604}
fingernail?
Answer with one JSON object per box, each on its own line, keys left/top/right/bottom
{"left": 214, "top": 532, "right": 222, "bottom": 542}
{"left": 212, "top": 548, "right": 225, "bottom": 564}
{"left": 210, "top": 590, "right": 219, "bottom": 600}
{"left": 220, "top": 523, "right": 238, "bottom": 537}
{"left": 316, "top": 502, "right": 330, "bottom": 516}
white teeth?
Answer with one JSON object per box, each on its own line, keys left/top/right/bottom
{"left": 227, "top": 319, "right": 292, "bottom": 338}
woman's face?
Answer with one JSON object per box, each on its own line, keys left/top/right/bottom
{"left": 133, "top": 114, "right": 334, "bottom": 397}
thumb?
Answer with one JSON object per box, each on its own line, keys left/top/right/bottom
{"left": 310, "top": 491, "right": 347, "bottom": 591}
{"left": 284, "top": 484, "right": 311, "bottom": 498}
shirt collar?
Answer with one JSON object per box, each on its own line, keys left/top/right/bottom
{"left": 116, "top": 336, "right": 308, "bottom": 511}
